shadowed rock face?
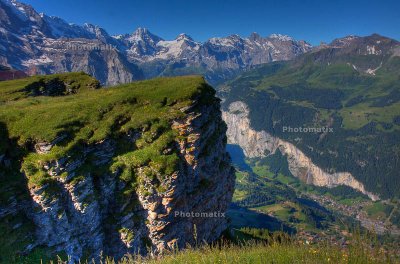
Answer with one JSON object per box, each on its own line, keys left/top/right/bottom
{"left": 222, "top": 101, "right": 379, "bottom": 201}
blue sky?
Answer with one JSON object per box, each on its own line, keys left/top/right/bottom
{"left": 21, "top": 0, "right": 400, "bottom": 45}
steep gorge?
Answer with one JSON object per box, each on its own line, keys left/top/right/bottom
{"left": 222, "top": 101, "right": 379, "bottom": 201}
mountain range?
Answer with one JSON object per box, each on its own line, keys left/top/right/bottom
{"left": 0, "top": 0, "right": 312, "bottom": 85}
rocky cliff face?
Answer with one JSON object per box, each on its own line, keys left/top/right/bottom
{"left": 23, "top": 99, "right": 234, "bottom": 261}
{"left": 0, "top": 75, "right": 234, "bottom": 262}
{"left": 140, "top": 101, "right": 235, "bottom": 253}
{"left": 222, "top": 101, "right": 378, "bottom": 201}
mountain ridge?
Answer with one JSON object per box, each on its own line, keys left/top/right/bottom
{"left": 0, "top": 0, "right": 312, "bottom": 85}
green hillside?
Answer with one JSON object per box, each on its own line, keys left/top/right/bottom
{"left": 220, "top": 38, "right": 400, "bottom": 199}
{"left": 0, "top": 73, "right": 216, "bottom": 263}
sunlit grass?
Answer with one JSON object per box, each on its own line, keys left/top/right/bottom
{"left": 106, "top": 237, "right": 395, "bottom": 264}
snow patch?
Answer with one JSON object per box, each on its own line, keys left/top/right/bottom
{"left": 366, "top": 45, "right": 381, "bottom": 55}
{"left": 112, "top": 34, "right": 125, "bottom": 40}
{"left": 347, "top": 62, "right": 357, "bottom": 70}
{"left": 156, "top": 40, "right": 184, "bottom": 58}
{"left": 152, "top": 36, "right": 200, "bottom": 59}
{"left": 208, "top": 37, "right": 238, "bottom": 48}
{"left": 22, "top": 55, "right": 53, "bottom": 66}
{"left": 365, "top": 62, "right": 382, "bottom": 75}
{"left": 268, "top": 34, "right": 293, "bottom": 41}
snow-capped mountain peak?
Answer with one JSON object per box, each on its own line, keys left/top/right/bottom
{"left": 127, "top": 27, "right": 163, "bottom": 43}
{"left": 176, "top": 33, "right": 194, "bottom": 41}
{"left": 207, "top": 35, "right": 244, "bottom": 48}
{"left": 268, "top": 33, "right": 294, "bottom": 41}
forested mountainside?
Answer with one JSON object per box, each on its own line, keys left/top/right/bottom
{"left": 0, "top": 0, "right": 311, "bottom": 85}
{"left": 0, "top": 73, "right": 234, "bottom": 262}
{"left": 220, "top": 34, "right": 400, "bottom": 199}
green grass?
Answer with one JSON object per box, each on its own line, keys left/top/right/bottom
{"left": 0, "top": 74, "right": 214, "bottom": 190}
{"left": 108, "top": 238, "right": 395, "bottom": 264}
{"left": 366, "top": 202, "right": 395, "bottom": 220}
{"left": 0, "top": 72, "right": 100, "bottom": 102}
{"left": 232, "top": 171, "right": 249, "bottom": 201}
{"left": 252, "top": 202, "right": 315, "bottom": 231}
{"left": 339, "top": 197, "right": 369, "bottom": 206}
{"left": 253, "top": 204, "right": 291, "bottom": 219}
{"left": 340, "top": 102, "right": 400, "bottom": 130}
{"left": 0, "top": 74, "right": 208, "bottom": 144}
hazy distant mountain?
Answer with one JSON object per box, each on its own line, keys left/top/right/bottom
{"left": 0, "top": 0, "right": 312, "bottom": 85}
